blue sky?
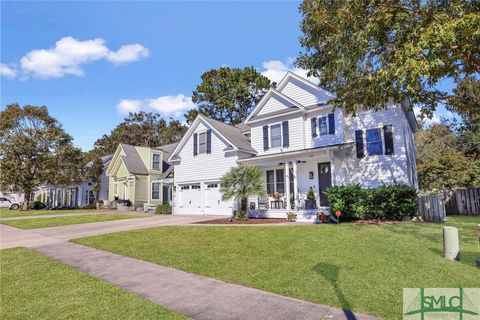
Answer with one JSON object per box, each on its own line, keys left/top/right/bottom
{"left": 1, "top": 1, "right": 455, "bottom": 151}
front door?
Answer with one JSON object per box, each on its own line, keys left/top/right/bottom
{"left": 317, "top": 162, "right": 332, "bottom": 206}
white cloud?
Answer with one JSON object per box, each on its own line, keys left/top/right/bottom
{"left": 116, "top": 94, "right": 195, "bottom": 117}
{"left": 147, "top": 94, "right": 195, "bottom": 116}
{"left": 116, "top": 99, "right": 144, "bottom": 115}
{"left": 0, "top": 63, "right": 16, "bottom": 79}
{"left": 107, "top": 44, "right": 150, "bottom": 65}
{"left": 19, "top": 36, "right": 149, "bottom": 79}
{"left": 261, "top": 58, "right": 318, "bottom": 84}
{"left": 414, "top": 106, "right": 457, "bottom": 127}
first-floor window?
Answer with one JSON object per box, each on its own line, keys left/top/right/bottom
{"left": 266, "top": 169, "right": 285, "bottom": 194}
{"left": 152, "top": 182, "right": 160, "bottom": 200}
{"left": 366, "top": 128, "right": 383, "bottom": 155}
{"left": 113, "top": 183, "right": 118, "bottom": 196}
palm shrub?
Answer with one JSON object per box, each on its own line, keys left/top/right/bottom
{"left": 220, "top": 165, "right": 266, "bottom": 218}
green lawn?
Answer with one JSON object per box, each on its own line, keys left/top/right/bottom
{"left": 0, "top": 247, "right": 186, "bottom": 320}
{"left": 0, "top": 207, "right": 109, "bottom": 219}
{"left": 75, "top": 215, "right": 480, "bottom": 320}
{"left": 1, "top": 214, "right": 143, "bottom": 229}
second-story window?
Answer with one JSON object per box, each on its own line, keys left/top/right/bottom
{"left": 318, "top": 116, "right": 328, "bottom": 135}
{"left": 152, "top": 154, "right": 160, "bottom": 170}
{"left": 366, "top": 128, "right": 383, "bottom": 155}
{"left": 270, "top": 124, "right": 282, "bottom": 148}
{"left": 198, "top": 132, "right": 207, "bottom": 154}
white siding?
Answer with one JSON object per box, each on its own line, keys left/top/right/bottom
{"left": 340, "top": 104, "right": 414, "bottom": 188}
{"left": 175, "top": 122, "right": 239, "bottom": 183}
{"left": 305, "top": 107, "right": 345, "bottom": 148}
{"left": 174, "top": 121, "right": 238, "bottom": 215}
{"left": 250, "top": 115, "right": 305, "bottom": 155}
{"left": 257, "top": 95, "right": 296, "bottom": 116}
{"left": 279, "top": 78, "right": 332, "bottom": 107}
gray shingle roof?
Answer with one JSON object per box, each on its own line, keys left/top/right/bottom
{"left": 201, "top": 116, "right": 256, "bottom": 154}
{"left": 119, "top": 144, "right": 149, "bottom": 175}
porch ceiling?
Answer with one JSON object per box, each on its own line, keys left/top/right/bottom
{"left": 238, "top": 142, "right": 353, "bottom": 166}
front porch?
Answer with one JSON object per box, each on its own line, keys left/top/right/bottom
{"left": 240, "top": 145, "right": 351, "bottom": 221}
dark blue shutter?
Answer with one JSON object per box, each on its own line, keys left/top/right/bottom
{"left": 263, "top": 125, "right": 269, "bottom": 151}
{"left": 193, "top": 133, "right": 198, "bottom": 156}
{"left": 355, "top": 130, "right": 364, "bottom": 158}
{"left": 311, "top": 118, "right": 317, "bottom": 138}
{"left": 282, "top": 121, "right": 289, "bottom": 147}
{"left": 383, "top": 125, "right": 394, "bottom": 155}
{"left": 206, "top": 129, "right": 212, "bottom": 154}
{"left": 328, "top": 113, "right": 335, "bottom": 134}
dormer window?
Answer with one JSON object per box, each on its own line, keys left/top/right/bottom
{"left": 152, "top": 154, "right": 160, "bottom": 170}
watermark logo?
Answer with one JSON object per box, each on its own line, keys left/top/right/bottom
{"left": 404, "top": 288, "right": 480, "bottom": 320}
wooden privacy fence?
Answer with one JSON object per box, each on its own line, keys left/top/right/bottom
{"left": 417, "top": 194, "right": 446, "bottom": 222}
{"left": 442, "top": 189, "right": 480, "bottom": 215}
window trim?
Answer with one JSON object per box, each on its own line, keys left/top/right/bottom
{"left": 318, "top": 116, "right": 328, "bottom": 135}
{"left": 266, "top": 168, "right": 285, "bottom": 195}
{"left": 152, "top": 153, "right": 161, "bottom": 171}
{"left": 366, "top": 128, "right": 384, "bottom": 156}
{"left": 269, "top": 123, "right": 282, "bottom": 149}
{"left": 198, "top": 131, "right": 207, "bottom": 154}
{"left": 152, "top": 182, "right": 160, "bottom": 200}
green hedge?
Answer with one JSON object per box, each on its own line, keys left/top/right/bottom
{"left": 326, "top": 183, "right": 417, "bottom": 220}
{"left": 155, "top": 204, "right": 172, "bottom": 214}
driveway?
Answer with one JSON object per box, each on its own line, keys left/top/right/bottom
{"left": 0, "top": 214, "right": 217, "bottom": 249}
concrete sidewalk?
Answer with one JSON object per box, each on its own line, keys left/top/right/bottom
{"left": 34, "top": 242, "right": 377, "bottom": 320}
{"left": 1, "top": 210, "right": 150, "bottom": 221}
{"left": 0, "top": 215, "right": 215, "bottom": 249}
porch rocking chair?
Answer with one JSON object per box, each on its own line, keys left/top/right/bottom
{"left": 257, "top": 196, "right": 269, "bottom": 210}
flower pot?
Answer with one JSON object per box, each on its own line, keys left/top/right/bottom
{"left": 305, "top": 200, "right": 316, "bottom": 210}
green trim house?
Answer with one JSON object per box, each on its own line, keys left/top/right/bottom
{"left": 106, "top": 143, "right": 176, "bottom": 210}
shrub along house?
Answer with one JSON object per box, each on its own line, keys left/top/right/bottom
{"left": 168, "top": 72, "right": 418, "bottom": 220}
{"left": 106, "top": 143, "right": 176, "bottom": 210}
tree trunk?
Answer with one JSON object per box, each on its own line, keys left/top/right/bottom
{"left": 23, "top": 190, "right": 31, "bottom": 211}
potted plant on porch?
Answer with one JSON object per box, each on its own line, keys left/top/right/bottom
{"left": 305, "top": 186, "right": 317, "bottom": 210}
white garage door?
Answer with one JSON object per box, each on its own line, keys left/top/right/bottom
{"left": 205, "top": 183, "right": 233, "bottom": 215}
{"left": 178, "top": 184, "right": 201, "bottom": 214}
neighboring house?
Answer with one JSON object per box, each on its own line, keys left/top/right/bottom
{"left": 106, "top": 143, "right": 176, "bottom": 210}
{"left": 169, "top": 72, "right": 417, "bottom": 220}
{"left": 35, "top": 155, "right": 112, "bottom": 207}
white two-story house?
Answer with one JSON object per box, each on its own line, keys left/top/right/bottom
{"left": 168, "top": 72, "right": 417, "bottom": 220}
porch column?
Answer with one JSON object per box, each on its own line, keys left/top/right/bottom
{"left": 293, "top": 161, "right": 298, "bottom": 210}
{"left": 285, "top": 162, "right": 290, "bottom": 210}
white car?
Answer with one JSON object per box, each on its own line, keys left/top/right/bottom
{"left": 0, "top": 197, "right": 21, "bottom": 210}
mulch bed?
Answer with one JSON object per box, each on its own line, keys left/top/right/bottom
{"left": 354, "top": 220, "right": 402, "bottom": 225}
{"left": 195, "top": 218, "right": 288, "bottom": 224}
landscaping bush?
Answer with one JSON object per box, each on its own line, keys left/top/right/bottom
{"left": 234, "top": 210, "right": 248, "bottom": 221}
{"left": 30, "top": 201, "right": 46, "bottom": 210}
{"left": 326, "top": 183, "right": 417, "bottom": 220}
{"left": 326, "top": 184, "right": 367, "bottom": 219}
{"left": 155, "top": 204, "right": 172, "bottom": 214}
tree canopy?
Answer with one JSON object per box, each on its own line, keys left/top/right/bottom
{"left": 297, "top": 0, "right": 480, "bottom": 116}
{"left": 86, "top": 111, "right": 187, "bottom": 161}
{"left": 0, "top": 104, "right": 84, "bottom": 208}
{"left": 184, "top": 66, "right": 273, "bottom": 125}
{"left": 415, "top": 123, "right": 480, "bottom": 190}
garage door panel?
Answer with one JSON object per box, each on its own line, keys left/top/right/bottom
{"left": 178, "top": 184, "right": 201, "bottom": 214}
{"left": 205, "top": 183, "right": 232, "bottom": 215}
